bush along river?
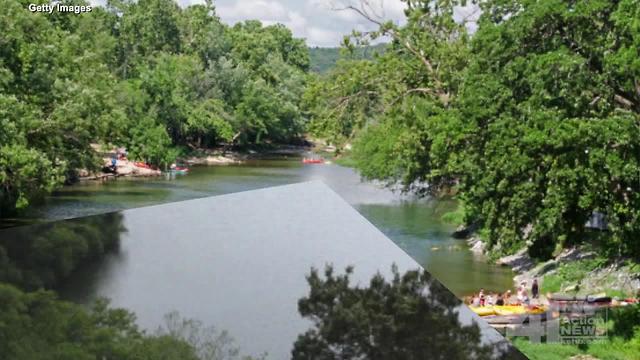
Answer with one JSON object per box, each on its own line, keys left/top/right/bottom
{"left": 2, "top": 153, "right": 514, "bottom": 297}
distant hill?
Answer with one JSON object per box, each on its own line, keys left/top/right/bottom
{"left": 308, "top": 44, "right": 387, "bottom": 74}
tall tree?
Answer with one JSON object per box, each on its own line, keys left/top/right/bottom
{"left": 292, "top": 265, "right": 520, "bottom": 359}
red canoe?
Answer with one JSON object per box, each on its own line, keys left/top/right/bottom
{"left": 302, "top": 158, "right": 324, "bottom": 164}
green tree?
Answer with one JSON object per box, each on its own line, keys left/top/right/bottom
{"left": 292, "top": 265, "right": 513, "bottom": 359}
{"left": 0, "top": 0, "right": 310, "bottom": 215}
{"left": 0, "top": 284, "right": 200, "bottom": 360}
{"left": 314, "top": 0, "right": 640, "bottom": 259}
{"left": 186, "top": 99, "right": 235, "bottom": 147}
{"left": 454, "top": 0, "right": 640, "bottom": 257}
{"left": 113, "top": 0, "right": 182, "bottom": 77}
{"left": 178, "top": 2, "right": 230, "bottom": 65}
{"left": 230, "top": 20, "right": 309, "bottom": 73}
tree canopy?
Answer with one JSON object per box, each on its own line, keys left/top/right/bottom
{"left": 306, "top": 0, "right": 640, "bottom": 260}
{"left": 0, "top": 0, "right": 310, "bottom": 215}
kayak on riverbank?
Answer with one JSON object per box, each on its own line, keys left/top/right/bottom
{"left": 470, "top": 305, "right": 547, "bottom": 317}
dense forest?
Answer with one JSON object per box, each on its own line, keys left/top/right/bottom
{"left": 1, "top": 0, "right": 640, "bottom": 358}
{"left": 0, "top": 0, "right": 637, "bottom": 269}
{"left": 305, "top": 0, "right": 640, "bottom": 261}
{"left": 0, "top": 0, "right": 637, "bottom": 282}
{"left": 0, "top": 0, "right": 310, "bottom": 215}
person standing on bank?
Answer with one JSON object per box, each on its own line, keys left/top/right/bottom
{"left": 532, "top": 278, "right": 539, "bottom": 299}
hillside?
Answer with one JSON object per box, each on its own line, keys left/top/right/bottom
{"left": 308, "top": 44, "right": 387, "bottom": 73}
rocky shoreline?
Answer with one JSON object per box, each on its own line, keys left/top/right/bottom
{"left": 458, "top": 225, "right": 639, "bottom": 297}
{"left": 77, "top": 159, "right": 162, "bottom": 181}
{"left": 77, "top": 152, "right": 243, "bottom": 181}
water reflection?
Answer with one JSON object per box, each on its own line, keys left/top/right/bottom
{"left": 1, "top": 158, "right": 516, "bottom": 298}
{"left": 0, "top": 213, "right": 126, "bottom": 290}
{"left": 1, "top": 182, "right": 525, "bottom": 359}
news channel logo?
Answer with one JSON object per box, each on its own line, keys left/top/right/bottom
{"left": 506, "top": 303, "right": 608, "bottom": 344}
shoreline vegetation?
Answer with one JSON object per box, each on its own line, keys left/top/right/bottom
{"left": 2, "top": 0, "right": 640, "bottom": 358}
{"left": 302, "top": 1, "right": 640, "bottom": 357}
{"left": 445, "top": 202, "right": 639, "bottom": 300}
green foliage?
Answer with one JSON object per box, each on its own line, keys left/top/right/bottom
{"left": 509, "top": 338, "right": 581, "bottom": 360}
{"left": 0, "top": 0, "right": 121, "bottom": 212}
{"left": 459, "top": 0, "right": 640, "bottom": 258}
{"left": 230, "top": 21, "right": 309, "bottom": 73}
{"left": 310, "top": 0, "right": 640, "bottom": 260}
{"left": 442, "top": 202, "right": 466, "bottom": 226}
{"left": 0, "top": 0, "right": 310, "bottom": 215}
{"left": 610, "top": 305, "right": 640, "bottom": 340}
{"left": 0, "top": 282, "right": 268, "bottom": 360}
{"left": 187, "top": 99, "right": 235, "bottom": 146}
{"left": 0, "top": 143, "right": 63, "bottom": 212}
{"left": 157, "top": 311, "right": 265, "bottom": 360}
{"left": 304, "top": 59, "right": 389, "bottom": 145}
{"left": 0, "top": 284, "right": 194, "bottom": 360}
{"left": 292, "top": 265, "right": 498, "bottom": 359}
{"left": 539, "top": 259, "right": 604, "bottom": 294}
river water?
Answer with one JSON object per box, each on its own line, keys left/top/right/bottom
{"left": 7, "top": 156, "right": 514, "bottom": 296}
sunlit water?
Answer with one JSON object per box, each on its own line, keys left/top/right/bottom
{"left": 5, "top": 156, "right": 514, "bottom": 296}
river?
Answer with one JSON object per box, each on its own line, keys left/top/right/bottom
{"left": 5, "top": 155, "right": 514, "bottom": 297}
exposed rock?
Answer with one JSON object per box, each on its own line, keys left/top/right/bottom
{"left": 111, "top": 160, "right": 161, "bottom": 177}
{"left": 185, "top": 155, "right": 242, "bottom": 165}
{"left": 77, "top": 159, "right": 162, "bottom": 181}
{"left": 497, "top": 248, "right": 535, "bottom": 274}
{"left": 557, "top": 247, "right": 596, "bottom": 262}
{"left": 467, "top": 236, "right": 486, "bottom": 254}
{"left": 511, "top": 246, "right": 639, "bottom": 297}
{"left": 78, "top": 173, "right": 117, "bottom": 181}
{"left": 579, "top": 263, "right": 640, "bottom": 297}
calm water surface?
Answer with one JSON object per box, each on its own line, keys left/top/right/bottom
{"left": 8, "top": 156, "right": 514, "bottom": 296}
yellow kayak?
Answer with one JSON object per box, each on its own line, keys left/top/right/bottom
{"left": 469, "top": 306, "right": 496, "bottom": 316}
{"left": 470, "top": 305, "right": 546, "bottom": 317}
{"left": 493, "top": 305, "right": 546, "bottom": 316}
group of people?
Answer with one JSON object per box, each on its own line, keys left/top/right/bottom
{"left": 468, "top": 279, "right": 540, "bottom": 307}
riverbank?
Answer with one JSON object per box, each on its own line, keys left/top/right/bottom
{"left": 464, "top": 234, "right": 640, "bottom": 299}
{"left": 462, "top": 228, "right": 640, "bottom": 360}
{"left": 76, "top": 145, "right": 315, "bottom": 182}
{"left": 77, "top": 158, "right": 161, "bottom": 181}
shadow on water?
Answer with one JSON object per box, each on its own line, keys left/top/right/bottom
{"left": 0, "top": 212, "right": 127, "bottom": 291}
